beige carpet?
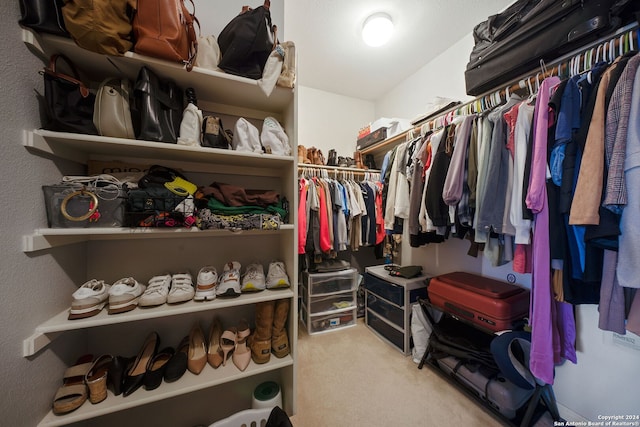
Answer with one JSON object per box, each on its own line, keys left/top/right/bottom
{"left": 289, "top": 318, "right": 504, "bottom": 427}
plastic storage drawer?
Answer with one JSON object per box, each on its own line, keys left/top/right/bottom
{"left": 308, "top": 292, "right": 356, "bottom": 315}
{"left": 301, "top": 304, "right": 356, "bottom": 334}
{"left": 366, "top": 292, "right": 403, "bottom": 328}
{"left": 303, "top": 269, "right": 357, "bottom": 295}
{"left": 364, "top": 273, "right": 427, "bottom": 306}
{"left": 366, "top": 310, "right": 404, "bottom": 350}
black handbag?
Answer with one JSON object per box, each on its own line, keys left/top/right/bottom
{"left": 18, "top": 0, "right": 69, "bottom": 36}
{"left": 42, "top": 54, "right": 98, "bottom": 134}
{"left": 218, "top": 0, "right": 277, "bottom": 80}
{"left": 201, "top": 116, "right": 232, "bottom": 149}
{"left": 132, "top": 67, "right": 184, "bottom": 143}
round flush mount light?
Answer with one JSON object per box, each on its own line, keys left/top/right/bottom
{"left": 362, "top": 12, "right": 394, "bottom": 47}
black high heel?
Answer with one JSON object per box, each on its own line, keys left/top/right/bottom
{"left": 122, "top": 332, "right": 159, "bottom": 397}
{"left": 108, "top": 355, "right": 133, "bottom": 396}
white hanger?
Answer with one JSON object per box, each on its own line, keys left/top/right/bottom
{"left": 630, "top": 30, "right": 635, "bottom": 51}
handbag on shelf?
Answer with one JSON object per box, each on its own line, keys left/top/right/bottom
{"left": 177, "top": 88, "right": 203, "bottom": 147}
{"left": 61, "top": 0, "right": 135, "bottom": 56}
{"left": 133, "top": 0, "right": 199, "bottom": 71}
{"left": 201, "top": 116, "right": 232, "bottom": 149}
{"left": 42, "top": 54, "right": 97, "bottom": 134}
{"left": 218, "top": 0, "right": 278, "bottom": 79}
{"left": 193, "top": 35, "right": 221, "bottom": 70}
{"left": 18, "top": 0, "right": 69, "bottom": 36}
{"left": 93, "top": 77, "right": 135, "bottom": 139}
{"left": 132, "top": 66, "right": 184, "bottom": 143}
{"left": 42, "top": 174, "right": 126, "bottom": 228}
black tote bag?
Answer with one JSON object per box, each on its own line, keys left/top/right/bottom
{"left": 217, "top": 0, "right": 276, "bottom": 80}
{"left": 42, "top": 54, "right": 97, "bottom": 134}
{"left": 132, "top": 67, "right": 184, "bottom": 143}
{"left": 18, "top": 0, "right": 69, "bottom": 36}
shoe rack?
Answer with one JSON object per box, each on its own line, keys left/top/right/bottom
{"left": 21, "top": 29, "right": 298, "bottom": 427}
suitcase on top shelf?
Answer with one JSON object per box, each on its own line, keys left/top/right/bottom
{"left": 427, "top": 272, "right": 530, "bottom": 333}
{"left": 464, "top": 0, "right": 638, "bottom": 96}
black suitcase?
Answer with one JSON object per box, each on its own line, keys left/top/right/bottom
{"left": 464, "top": 0, "right": 637, "bottom": 96}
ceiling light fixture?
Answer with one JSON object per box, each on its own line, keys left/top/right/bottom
{"left": 362, "top": 12, "right": 394, "bottom": 47}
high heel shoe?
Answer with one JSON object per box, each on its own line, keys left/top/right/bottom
{"left": 108, "top": 355, "right": 133, "bottom": 396}
{"left": 188, "top": 322, "right": 207, "bottom": 375}
{"left": 143, "top": 347, "right": 175, "bottom": 390}
{"left": 232, "top": 320, "right": 251, "bottom": 372}
{"left": 122, "top": 332, "right": 159, "bottom": 397}
{"left": 207, "top": 316, "right": 224, "bottom": 369}
{"left": 85, "top": 354, "right": 113, "bottom": 404}
{"left": 220, "top": 328, "right": 237, "bottom": 367}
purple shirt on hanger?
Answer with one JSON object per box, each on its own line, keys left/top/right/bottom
{"left": 526, "top": 76, "right": 577, "bottom": 385}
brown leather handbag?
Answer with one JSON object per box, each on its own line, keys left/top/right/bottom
{"left": 133, "top": 0, "right": 199, "bottom": 71}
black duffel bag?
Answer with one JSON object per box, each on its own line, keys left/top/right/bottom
{"left": 464, "top": 0, "right": 637, "bottom": 96}
{"left": 217, "top": 0, "right": 277, "bottom": 80}
{"left": 18, "top": 0, "right": 69, "bottom": 36}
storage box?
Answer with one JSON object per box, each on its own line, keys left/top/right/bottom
{"left": 356, "top": 127, "right": 387, "bottom": 151}
{"left": 300, "top": 303, "right": 356, "bottom": 334}
{"left": 42, "top": 184, "right": 125, "bottom": 228}
{"left": 302, "top": 269, "right": 358, "bottom": 295}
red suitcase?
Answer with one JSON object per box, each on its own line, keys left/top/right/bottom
{"left": 427, "top": 272, "right": 530, "bottom": 333}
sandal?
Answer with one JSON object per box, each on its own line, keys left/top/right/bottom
{"left": 85, "top": 354, "right": 113, "bottom": 404}
{"left": 220, "top": 328, "right": 237, "bottom": 367}
{"left": 52, "top": 354, "right": 94, "bottom": 415}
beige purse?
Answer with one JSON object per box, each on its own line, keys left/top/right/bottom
{"left": 93, "top": 78, "right": 135, "bottom": 139}
{"left": 193, "top": 35, "right": 221, "bottom": 70}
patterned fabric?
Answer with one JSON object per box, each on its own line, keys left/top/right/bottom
{"left": 197, "top": 209, "right": 281, "bottom": 231}
{"left": 603, "top": 53, "right": 640, "bottom": 212}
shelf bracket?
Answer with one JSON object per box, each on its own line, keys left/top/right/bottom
{"left": 23, "top": 331, "right": 62, "bottom": 357}
{"left": 23, "top": 234, "right": 87, "bottom": 252}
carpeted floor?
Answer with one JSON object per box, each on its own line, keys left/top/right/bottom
{"left": 288, "top": 318, "right": 504, "bottom": 427}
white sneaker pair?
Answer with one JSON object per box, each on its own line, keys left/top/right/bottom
{"left": 240, "top": 261, "right": 290, "bottom": 292}
{"left": 194, "top": 266, "right": 217, "bottom": 301}
{"left": 139, "top": 273, "right": 195, "bottom": 307}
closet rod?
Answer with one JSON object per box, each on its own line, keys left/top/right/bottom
{"left": 298, "top": 163, "right": 380, "bottom": 174}
{"left": 364, "top": 23, "right": 639, "bottom": 152}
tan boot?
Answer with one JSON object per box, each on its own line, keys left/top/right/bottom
{"left": 297, "top": 145, "right": 307, "bottom": 164}
{"left": 354, "top": 151, "right": 368, "bottom": 170}
{"left": 272, "top": 299, "right": 290, "bottom": 358}
{"left": 307, "top": 147, "right": 317, "bottom": 165}
{"left": 251, "top": 300, "right": 275, "bottom": 364}
{"left": 316, "top": 149, "right": 325, "bottom": 165}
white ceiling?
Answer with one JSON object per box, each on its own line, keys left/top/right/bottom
{"left": 285, "top": 0, "right": 515, "bottom": 101}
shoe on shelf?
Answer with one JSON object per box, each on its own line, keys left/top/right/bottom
{"left": 122, "top": 332, "right": 159, "bottom": 397}
{"left": 266, "top": 261, "right": 291, "bottom": 289}
{"left": 52, "top": 354, "right": 94, "bottom": 415}
{"left": 108, "top": 277, "right": 145, "bottom": 314}
{"left": 163, "top": 336, "right": 189, "bottom": 383}
{"left": 220, "top": 327, "right": 237, "bottom": 367}
{"left": 207, "top": 316, "right": 224, "bottom": 369}
{"left": 194, "top": 266, "right": 217, "bottom": 301}
{"left": 84, "top": 354, "right": 113, "bottom": 404}
{"left": 167, "top": 273, "right": 195, "bottom": 304}
{"left": 108, "top": 355, "right": 133, "bottom": 396}
{"left": 143, "top": 347, "right": 175, "bottom": 391}
{"left": 217, "top": 262, "right": 241, "bottom": 298}
{"left": 68, "top": 279, "right": 111, "bottom": 320}
{"left": 241, "top": 263, "right": 266, "bottom": 293}
{"left": 188, "top": 322, "right": 207, "bottom": 375}
{"left": 232, "top": 320, "right": 251, "bottom": 372}
{"left": 139, "top": 274, "right": 171, "bottom": 307}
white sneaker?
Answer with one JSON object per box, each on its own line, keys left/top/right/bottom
{"left": 108, "top": 277, "right": 145, "bottom": 314}
{"left": 167, "top": 273, "right": 195, "bottom": 304}
{"left": 241, "top": 263, "right": 266, "bottom": 292}
{"left": 194, "top": 266, "right": 218, "bottom": 301}
{"left": 139, "top": 274, "right": 172, "bottom": 307}
{"left": 266, "top": 261, "right": 290, "bottom": 289}
{"left": 217, "top": 261, "right": 241, "bottom": 297}
{"left": 69, "top": 279, "right": 111, "bottom": 320}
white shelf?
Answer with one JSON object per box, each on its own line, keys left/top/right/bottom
{"left": 22, "top": 29, "right": 294, "bottom": 119}
{"left": 23, "top": 225, "right": 294, "bottom": 252}
{"left": 37, "top": 354, "right": 294, "bottom": 427}
{"left": 24, "top": 129, "right": 294, "bottom": 175}
{"left": 24, "top": 289, "right": 294, "bottom": 357}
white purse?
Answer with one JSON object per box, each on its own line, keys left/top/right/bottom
{"left": 177, "top": 103, "right": 203, "bottom": 147}
{"left": 193, "top": 35, "right": 221, "bottom": 70}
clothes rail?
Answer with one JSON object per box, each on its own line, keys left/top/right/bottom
{"left": 411, "top": 23, "right": 639, "bottom": 136}
{"left": 298, "top": 164, "right": 381, "bottom": 181}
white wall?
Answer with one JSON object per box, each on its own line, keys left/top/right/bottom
{"left": 374, "top": 26, "right": 640, "bottom": 424}
{"left": 297, "top": 85, "right": 374, "bottom": 160}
